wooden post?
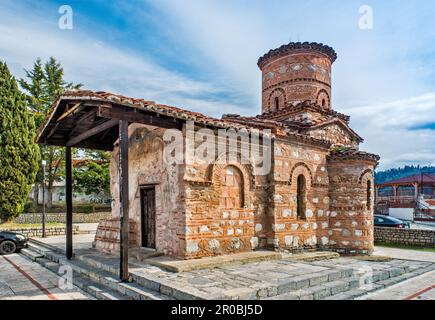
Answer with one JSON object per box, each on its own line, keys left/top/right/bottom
{"left": 119, "top": 120, "right": 129, "bottom": 281}
{"left": 65, "top": 146, "right": 73, "bottom": 260}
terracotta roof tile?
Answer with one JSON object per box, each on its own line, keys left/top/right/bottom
{"left": 379, "top": 174, "right": 435, "bottom": 186}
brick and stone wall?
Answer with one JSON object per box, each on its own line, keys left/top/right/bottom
{"left": 108, "top": 124, "right": 186, "bottom": 257}
{"left": 259, "top": 49, "right": 333, "bottom": 113}
{"left": 0, "top": 226, "right": 79, "bottom": 238}
{"left": 327, "top": 159, "right": 376, "bottom": 254}
{"left": 182, "top": 131, "right": 264, "bottom": 259}
{"left": 374, "top": 227, "right": 435, "bottom": 248}
{"left": 101, "top": 121, "right": 378, "bottom": 259}
{"left": 94, "top": 218, "right": 138, "bottom": 253}
{"left": 268, "top": 139, "right": 331, "bottom": 252}
{"left": 12, "top": 212, "right": 111, "bottom": 224}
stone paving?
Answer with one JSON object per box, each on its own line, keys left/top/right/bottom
{"left": 127, "top": 256, "right": 433, "bottom": 299}
{"left": 27, "top": 234, "right": 435, "bottom": 300}
{"left": 33, "top": 233, "right": 96, "bottom": 251}
{"left": 0, "top": 254, "right": 91, "bottom": 300}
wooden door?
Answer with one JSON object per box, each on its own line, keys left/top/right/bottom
{"left": 140, "top": 187, "right": 156, "bottom": 248}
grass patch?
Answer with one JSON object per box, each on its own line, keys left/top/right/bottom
{"left": 0, "top": 222, "right": 64, "bottom": 229}
{"left": 376, "top": 242, "right": 435, "bottom": 253}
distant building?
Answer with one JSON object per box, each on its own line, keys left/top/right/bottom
{"left": 27, "top": 159, "right": 111, "bottom": 205}
{"left": 375, "top": 173, "right": 435, "bottom": 219}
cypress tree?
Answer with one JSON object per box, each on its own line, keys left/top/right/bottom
{"left": 0, "top": 61, "right": 40, "bottom": 221}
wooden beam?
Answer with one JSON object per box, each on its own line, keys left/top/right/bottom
{"left": 66, "top": 119, "right": 118, "bottom": 147}
{"left": 46, "top": 123, "right": 60, "bottom": 139}
{"left": 57, "top": 103, "right": 82, "bottom": 122}
{"left": 65, "top": 146, "right": 73, "bottom": 260}
{"left": 119, "top": 120, "right": 129, "bottom": 282}
{"left": 68, "top": 109, "right": 97, "bottom": 138}
{"left": 76, "top": 109, "right": 96, "bottom": 123}
{"left": 98, "top": 105, "right": 181, "bottom": 129}
{"left": 75, "top": 141, "right": 115, "bottom": 151}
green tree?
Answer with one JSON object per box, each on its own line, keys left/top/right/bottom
{"left": 20, "top": 57, "right": 82, "bottom": 208}
{"left": 73, "top": 150, "right": 111, "bottom": 198}
{"left": 0, "top": 61, "right": 40, "bottom": 221}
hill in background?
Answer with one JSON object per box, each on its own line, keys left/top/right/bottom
{"left": 375, "top": 165, "right": 435, "bottom": 184}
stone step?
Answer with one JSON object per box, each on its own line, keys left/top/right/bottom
{"left": 18, "top": 250, "right": 101, "bottom": 300}
{"left": 46, "top": 253, "right": 173, "bottom": 300}
{"left": 20, "top": 248, "right": 44, "bottom": 261}
{"left": 267, "top": 261, "right": 435, "bottom": 301}
{"left": 72, "top": 274, "right": 127, "bottom": 301}
{"left": 28, "top": 238, "right": 66, "bottom": 256}
{"left": 22, "top": 247, "right": 130, "bottom": 301}
{"left": 27, "top": 243, "right": 175, "bottom": 300}
{"left": 266, "top": 267, "right": 354, "bottom": 297}
{"left": 284, "top": 251, "right": 340, "bottom": 262}
{"left": 324, "top": 284, "right": 385, "bottom": 300}
{"left": 265, "top": 275, "right": 362, "bottom": 300}
{"left": 129, "top": 270, "right": 205, "bottom": 300}
{"left": 75, "top": 253, "right": 120, "bottom": 276}
{"left": 129, "top": 247, "right": 163, "bottom": 262}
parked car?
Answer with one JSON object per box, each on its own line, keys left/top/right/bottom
{"left": 374, "top": 215, "right": 411, "bottom": 229}
{"left": 0, "top": 231, "right": 28, "bottom": 255}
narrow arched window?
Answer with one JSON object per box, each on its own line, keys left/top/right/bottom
{"left": 297, "top": 175, "right": 306, "bottom": 219}
{"left": 367, "top": 180, "right": 372, "bottom": 210}
{"left": 220, "top": 166, "right": 244, "bottom": 209}
{"left": 322, "top": 99, "right": 326, "bottom": 108}
{"left": 274, "top": 97, "right": 280, "bottom": 111}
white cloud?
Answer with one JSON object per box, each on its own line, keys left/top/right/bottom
{"left": 348, "top": 93, "right": 435, "bottom": 170}
{"left": 1, "top": 0, "right": 434, "bottom": 171}
{"left": 0, "top": 0, "right": 241, "bottom": 118}
{"left": 146, "top": 0, "right": 435, "bottom": 170}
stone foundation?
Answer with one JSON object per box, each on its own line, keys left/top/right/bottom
{"left": 0, "top": 226, "right": 79, "bottom": 238}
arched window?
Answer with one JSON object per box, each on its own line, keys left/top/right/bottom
{"left": 296, "top": 175, "right": 306, "bottom": 219}
{"left": 274, "top": 97, "right": 280, "bottom": 111}
{"left": 322, "top": 99, "right": 326, "bottom": 108}
{"left": 367, "top": 180, "right": 372, "bottom": 210}
{"left": 220, "top": 166, "right": 244, "bottom": 209}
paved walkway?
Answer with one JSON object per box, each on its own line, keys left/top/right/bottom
{"left": 0, "top": 254, "right": 91, "bottom": 300}
{"left": 31, "top": 235, "right": 435, "bottom": 300}
{"left": 374, "top": 246, "right": 435, "bottom": 263}
{"left": 33, "top": 233, "right": 95, "bottom": 251}
{"left": 360, "top": 270, "right": 435, "bottom": 300}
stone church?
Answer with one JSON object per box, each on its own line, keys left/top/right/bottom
{"left": 94, "top": 42, "right": 380, "bottom": 259}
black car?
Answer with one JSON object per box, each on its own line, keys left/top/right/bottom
{"left": 0, "top": 231, "right": 28, "bottom": 254}
{"left": 374, "top": 215, "right": 411, "bottom": 229}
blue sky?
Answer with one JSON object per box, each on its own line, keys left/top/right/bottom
{"left": 1, "top": 0, "right": 435, "bottom": 170}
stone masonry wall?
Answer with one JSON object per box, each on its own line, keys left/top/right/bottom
{"left": 261, "top": 52, "right": 332, "bottom": 113}
{"left": 107, "top": 124, "right": 186, "bottom": 257}
{"left": 182, "top": 132, "right": 266, "bottom": 258}
{"left": 270, "top": 139, "right": 331, "bottom": 251}
{"left": 374, "top": 227, "right": 435, "bottom": 248}
{"left": 12, "top": 212, "right": 111, "bottom": 224}
{"left": 0, "top": 226, "right": 79, "bottom": 238}
{"left": 99, "top": 123, "right": 376, "bottom": 259}
{"left": 327, "top": 159, "right": 376, "bottom": 254}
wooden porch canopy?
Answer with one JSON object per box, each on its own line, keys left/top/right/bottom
{"left": 36, "top": 90, "right": 193, "bottom": 281}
